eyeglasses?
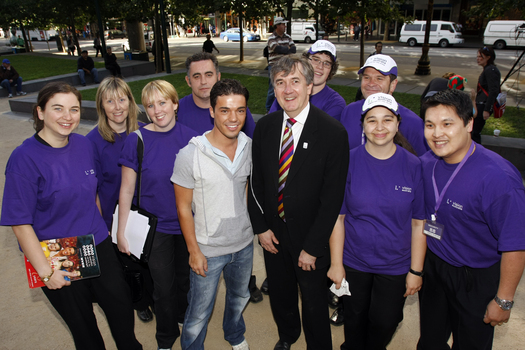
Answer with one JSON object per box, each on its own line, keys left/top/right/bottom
{"left": 309, "top": 56, "right": 332, "bottom": 69}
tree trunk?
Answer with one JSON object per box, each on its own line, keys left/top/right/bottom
{"left": 239, "top": 12, "right": 244, "bottom": 62}
{"left": 19, "top": 23, "right": 31, "bottom": 52}
{"left": 154, "top": 3, "right": 163, "bottom": 73}
{"left": 128, "top": 21, "right": 145, "bottom": 51}
{"left": 383, "top": 21, "right": 390, "bottom": 41}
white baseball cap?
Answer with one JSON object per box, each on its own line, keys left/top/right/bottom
{"left": 308, "top": 40, "right": 337, "bottom": 61}
{"left": 274, "top": 17, "right": 288, "bottom": 25}
{"left": 357, "top": 54, "right": 397, "bottom": 76}
{"left": 361, "top": 93, "right": 399, "bottom": 116}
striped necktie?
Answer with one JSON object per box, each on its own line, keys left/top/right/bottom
{"left": 278, "top": 118, "right": 296, "bottom": 221}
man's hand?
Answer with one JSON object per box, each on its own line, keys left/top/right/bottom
{"left": 189, "top": 251, "right": 208, "bottom": 277}
{"left": 484, "top": 299, "right": 511, "bottom": 327}
{"left": 9, "top": 79, "right": 12, "bottom": 83}
{"left": 258, "top": 230, "right": 279, "bottom": 254}
{"left": 483, "top": 110, "right": 490, "bottom": 120}
{"left": 298, "top": 250, "right": 316, "bottom": 271}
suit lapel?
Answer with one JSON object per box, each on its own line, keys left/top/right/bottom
{"left": 286, "top": 107, "right": 318, "bottom": 184}
{"left": 269, "top": 111, "right": 285, "bottom": 190}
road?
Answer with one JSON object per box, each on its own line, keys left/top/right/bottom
{"left": 6, "top": 36, "right": 525, "bottom": 97}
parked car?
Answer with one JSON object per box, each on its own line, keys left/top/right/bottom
{"left": 484, "top": 20, "right": 525, "bottom": 49}
{"left": 220, "top": 28, "right": 260, "bottom": 42}
{"left": 105, "top": 30, "right": 127, "bottom": 40}
{"left": 399, "top": 20, "right": 464, "bottom": 48}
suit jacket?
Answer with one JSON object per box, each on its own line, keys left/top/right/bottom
{"left": 248, "top": 104, "right": 349, "bottom": 269}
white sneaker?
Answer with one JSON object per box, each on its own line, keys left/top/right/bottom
{"left": 7, "top": 94, "right": 12, "bottom": 98}
{"left": 232, "top": 339, "right": 249, "bottom": 350}
{"left": 16, "top": 91, "right": 26, "bottom": 96}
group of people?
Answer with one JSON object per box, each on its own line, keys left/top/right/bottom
{"left": 1, "top": 37, "right": 524, "bottom": 350}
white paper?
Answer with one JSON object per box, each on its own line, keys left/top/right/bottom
{"left": 330, "top": 278, "right": 351, "bottom": 297}
{"left": 111, "top": 204, "right": 151, "bottom": 259}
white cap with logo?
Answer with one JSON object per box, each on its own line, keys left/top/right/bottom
{"left": 361, "top": 93, "right": 399, "bottom": 116}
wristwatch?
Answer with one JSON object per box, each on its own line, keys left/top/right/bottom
{"left": 41, "top": 270, "right": 54, "bottom": 283}
{"left": 494, "top": 296, "right": 514, "bottom": 311}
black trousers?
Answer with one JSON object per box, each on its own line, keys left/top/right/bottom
{"left": 472, "top": 104, "right": 487, "bottom": 144}
{"left": 43, "top": 236, "right": 142, "bottom": 350}
{"left": 340, "top": 266, "right": 407, "bottom": 350}
{"left": 148, "top": 231, "right": 190, "bottom": 348}
{"left": 264, "top": 220, "right": 332, "bottom": 350}
{"left": 105, "top": 63, "right": 121, "bottom": 76}
{"left": 417, "top": 249, "right": 499, "bottom": 350}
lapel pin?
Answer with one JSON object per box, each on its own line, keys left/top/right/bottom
{"left": 303, "top": 142, "right": 308, "bottom": 149}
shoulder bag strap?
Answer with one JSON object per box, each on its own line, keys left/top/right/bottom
{"left": 134, "top": 130, "right": 144, "bottom": 208}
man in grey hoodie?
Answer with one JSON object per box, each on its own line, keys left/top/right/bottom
{"left": 172, "top": 79, "right": 253, "bottom": 350}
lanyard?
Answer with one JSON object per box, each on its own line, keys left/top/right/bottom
{"left": 431, "top": 141, "right": 475, "bottom": 219}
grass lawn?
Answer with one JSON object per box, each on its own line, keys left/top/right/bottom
{"left": 1, "top": 55, "right": 104, "bottom": 81}
{"left": 9, "top": 53, "right": 519, "bottom": 138}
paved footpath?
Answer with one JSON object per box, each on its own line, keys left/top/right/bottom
{"left": 0, "top": 55, "right": 524, "bottom": 349}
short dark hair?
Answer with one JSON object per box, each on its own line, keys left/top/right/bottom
{"left": 185, "top": 52, "right": 219, "bottom": 76}
{"left": 375, "top": 41, "right": 382, "bottom": 48}
{"left": 33, "top": 82, "right": 82, "bottom": 132}
{"left": 421, "top": 89, "right": 473, "bottom": 126}
{"left": 302, "top": 50, "right": 339, "bottom": 81}
{"left": 478, "top": 46, "right": 496, "bottom": 66}
{"left": 270, "top": 55, "right": 314, "bottom": 86}
{"left": 210, "top": 79, "right": 249, "bottom": 110}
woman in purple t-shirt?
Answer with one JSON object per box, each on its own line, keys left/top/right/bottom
{"left": 328, "top": 93, "right": 427, "bottom": 350}
{"left": 86, "top": 76, "right": 154, "bottom": 323}
{"left": 0, "top": 82, "right": 141, "bottom": 349}
{"left": 117, "top": 80, "right": 198, "bottom": 349}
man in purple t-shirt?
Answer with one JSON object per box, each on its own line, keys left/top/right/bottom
{"left": 418, "top": 89, "right": 525, "bottom": 349}
{"left": 177, "top": 52, "right": 256, "bottom": 137}
{"left": 339, "top": 54, "right": 429, "bottom": 156}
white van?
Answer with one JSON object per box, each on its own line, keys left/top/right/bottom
{"left": 399, "top": 20, "right": 464, "bottom": 48}
{"left": 483, "top": 20, "right": 525, "bottom": 49}
{"left": 291, "top": 21, "right": 324, "bottom": 43}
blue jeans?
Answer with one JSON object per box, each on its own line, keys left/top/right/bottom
{"left": 265, "top": 65, "right": 275, "bottom": 112}
{"left": 181, "top": 242, "right": 253, "bottom": 350}
{"left": 1, "top": 77, "right": 22, "bottom": 94}
{"left": 77, "top": 68, "right": 99, "bottom": 85}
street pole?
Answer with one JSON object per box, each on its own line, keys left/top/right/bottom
{"left": 415, "top": 0, "right": 433, "bottom": 75}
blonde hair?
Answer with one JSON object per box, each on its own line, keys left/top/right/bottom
{"left": 95, "top": 76, "right": 141, "bottom": 142}
{"left": 141, "top": 80, "right": 179, "bottom": 121}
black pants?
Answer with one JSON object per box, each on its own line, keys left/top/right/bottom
{"left": 340, "top": 266, "right": 406, "bottom": 350}
{"left": 95, "top": 45, "right": 102, "bottom": 57}
{"left": 43, "top": 236, "right": 142, "bottom": 350}
{"left": 148, "top": 231, "right": 190, "bottom": 348}
{"left": 264, "top": 220, "right": 332, "bottom": 350}
{"left": 417, "top": 249, "right": 499, "bottom": 350}
{"left": 105, "top": 63, "right": 121, "bottom": 77}
{"left": 472, "top": 104, "right": 487, "bottom": 144}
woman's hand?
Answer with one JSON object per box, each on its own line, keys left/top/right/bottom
{"left": 117, "top": 236, "right": 130, "bottom": 255}
{"left": 44, "top": 270, "right": 78, "bottom": 290}
{"left": 404, "top": 272, "right": 423, "bottom": 297}
{"left": 327, "top": 264, "right": 346, "bottom": 289}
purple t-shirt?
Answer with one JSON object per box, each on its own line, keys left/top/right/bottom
{"left": 421, "top": 145, "right": 525, "bottom": 268}
{"left": 1, "top": 134, "right": 109, "bottom": 245}
{"left": 177, "top": 94, "right": 256, "bottom": 137}
{"left": 340, "top": 99, "right": 429, "bottom": 156}
{"left": 341, "top": 145, "right": 424, "bottom": 275}
{"left": 269, "top": 85, "right": 346, "bottom": 121}
{"left": 86, "top": 123, "right": 146, "bottom": 230}
{"left": 119, "top": 122, "right": 198, "bottom": 234}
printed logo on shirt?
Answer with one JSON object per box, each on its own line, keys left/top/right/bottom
{"left": 446, "top": 198, "right": 463, "bottom": 211}
{"left": 84, "top": 169, "right": 95, "bottom": 176}
{"left": 394, "top": 185, "right": 412, "bottom": 193}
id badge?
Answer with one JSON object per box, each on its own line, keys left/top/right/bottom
{"left": 424, "top": 218, "right": 444, "bottom": 240}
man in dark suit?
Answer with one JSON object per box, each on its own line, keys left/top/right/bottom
{"left": 248, "top": 56, "right": 349, "bottom": 350}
